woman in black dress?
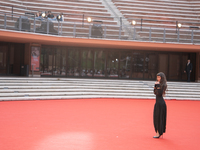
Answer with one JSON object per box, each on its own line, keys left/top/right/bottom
{"left": 153, "top": 72, "right": 167, "bottom": 138}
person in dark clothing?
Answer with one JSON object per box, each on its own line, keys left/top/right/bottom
{"left": 47, "top": 11, "right": 54, "bottom": 19}
{"left": 153, "top": 72, "right": 167, "bottom": 139}
{"left": 184, "top": 59, "right": 193, "bottom": 82}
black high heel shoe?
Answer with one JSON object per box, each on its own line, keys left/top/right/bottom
{"left": 153, "top": 135, "right": 163, "bottom": 138}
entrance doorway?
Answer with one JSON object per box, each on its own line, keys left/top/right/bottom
{"left": 0, "top": 45, "right": 7, "bottom": 74}
{"left": 0, "top": 43, "right": 25, "bottom": 76}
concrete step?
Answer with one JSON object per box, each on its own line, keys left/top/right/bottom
{"left": 0, "top": 89, "right": 199, "bottom": 96}
{"left": 0, "top": 77, "right": 199, "bottom": 101}
{"left": 0, "top": 91, "right": 155, "bottom": 97}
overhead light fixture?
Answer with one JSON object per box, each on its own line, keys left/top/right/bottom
{"left": 58, "top": 15, "right": 61, "bottom": 20}
{"left": 131, "top": 20, "right": 136, "bottom": 25}
{"left": 57, "top": 15, "right": 61, "bottom": 21}
{"left": 41, "top": 12, "right": 46, "bottom": 18}
{"left": 87, "top": 17, "right": 92, "bottom": 23}
{"left": 177, "top": 23, "right": 182, "bottom": 28}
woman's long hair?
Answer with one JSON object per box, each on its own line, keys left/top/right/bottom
{"left": 157, "top": 72, "right": 167, "bottom": 95}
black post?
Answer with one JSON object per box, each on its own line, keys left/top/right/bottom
{"left": 58, "top": 21, "right": 60, "bottom": 35}
{"left": 104, "top": 25, "right": 106, "bottom": 38}
{"left": 191, "top": 30, "right": 194, "bottom": 44}
{"left": 73, "top": 24, "right": 76, "bottom": 37}
{"left": 12, "top": 6, "right": 13, "bottom": 20}
{"left": 120, "top": 17, "right": 122, "bottom": 28}
{"left": 19, "top": 16, "right": 22, "bottom": 31}
{"left": 4, "top": 13, "right": 7, "bottom": 29}
{"left": 149, "top": 27, "right": 151, "bottom": 41}
{"left": 177, "top": 28, "right": 180, "bottom": 42}
{"left": 47, "top": 19, "right": 49, "bottom": 34}
{"left": 119, "top": 17, "right": 122, "bottom": 39}
{"left": 33, "top": 16, "right": 36, "bottom": 32}
{"left": 61, "top": 22, "right": 63, "bottom": 35}
{"left": 133, "top": 26, "right": 136, "bottom": 40}
{"left": 82, "top": 14, "right": 84, "bottom": 27}
{"left": 163, "top": 28, "right": 166, "bottom": 43}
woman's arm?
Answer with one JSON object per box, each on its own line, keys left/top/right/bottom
{"left": 154, "top": 84, "right": 163, "bottom": 96}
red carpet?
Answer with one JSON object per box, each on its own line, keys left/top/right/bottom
{"left": 0, "top": 99, "right": 200, "bottom": 150}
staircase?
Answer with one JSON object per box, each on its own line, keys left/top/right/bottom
{"left": 112, "top": 0, "right": 200, "bottom": 43}
{"left": 0, "top": 0, "right": 128, "bottom": 39}
{"left": 0, "top": 77, "right": 200, "bottom": 101}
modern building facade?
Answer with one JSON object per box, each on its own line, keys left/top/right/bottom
{"left": 0, "top": 30, "right": 199, "bottom": 82}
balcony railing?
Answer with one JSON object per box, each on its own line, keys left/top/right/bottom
{"left": 0, "top": 12, "right": 200, "bottom": 44}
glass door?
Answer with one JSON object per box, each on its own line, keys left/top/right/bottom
{"left": 0, "top": 45, "right": 8, "bottom": 74}
{"left": 107, "top": 51, "right": 119, "bottom": 78}
{"left": 144, "top": 53, "right": 157, "bottom": 80}
{"left": 40, "top": 47, "right": 54, "bottom": 76}
{"left": 181, "top": 54, "right": 188, "bottom": 81}
{"left": 67, "top": 48, "right": 80, "bottom": 77}
{"left": 169, "top": 54, "right": 181, "bottom": 80}
{"left": 81, "top": 50, "right": 93, "bottom": 77}
{"left": 131, "top": 52, "right": 144, "bottom": 79}
{"left": 94, "top": 50, "right": 106, "bottom": 77}
{"left": 158, "top": 54, "right": 169, "bottom": 79}
{"left": 119, "top": 51, "right": 131, "bottom": 79}
{"left": 53, "top": 48, "right": 66, "bottom": 76}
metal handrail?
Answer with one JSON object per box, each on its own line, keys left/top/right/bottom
{"left": 0, "top": 12, "right": 199, "bottom": 45}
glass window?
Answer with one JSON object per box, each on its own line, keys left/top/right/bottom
{"left": 119, "top": 51, "right": 131, "bottom": 78}
{"left": 94, "top": 50, "right": 106, "bottom": 77}
{"left": 0, "top": 46, "right": 7, "bottom": 74}
{"left": 144, "top": 53, "right": 157, "bottom": 80}
{"left": 181, "top": 54, "right": 188, "bottom": 80}
{"left": 169, "top": 54, "right": 181, "bottom": 80}
{"left": 107, "top": 51, "right": 119, "bottom": 78}
{"left": 199, "top": 54, "right": 200, "bottom": 79}
{"left": 67, "top": 48, "right": 80, "bottom": 77}
{"left": 81, "top": 50, "right": 93, "bottom": 77}
{"left": 40, "top": 47, "right": 53, "bottom": 76}
{"left": 158, "top": 54, "right": 168, "bottom": 79}
{"left": 53, "top": 48, "right": 66, "bottom": 76}
{"left": 131, "top": 52, "right": 144, "bottom": 79}
{"left": 39, "top": 45, "right": 195, "bottom": 81}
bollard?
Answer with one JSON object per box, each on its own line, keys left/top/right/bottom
{"left": 32, "top": 65, "right": 34, "bottom": 77}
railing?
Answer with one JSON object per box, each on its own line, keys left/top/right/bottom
{"left": 0, "top": 12, "right": 200, "bottom": 44}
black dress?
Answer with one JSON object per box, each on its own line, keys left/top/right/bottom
{"left": 153, "top": 84, "right": 167, "bottom": 136}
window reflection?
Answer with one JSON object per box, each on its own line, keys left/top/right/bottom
{"left": 132, "top": 52, "right": 144, "bottom": 79}
{"left": 169, "top": 54, "right": 181, "bottom": 80}
{"left": 53, "top": 49, "right": 66, "bottom": 76}
{"left": 94, "top": 50, "right": 105, "bottom": 77}
{"left": 40, "top": 48, "right": 53, "bottom": 76}
{"left": 144, "top": 53, "right": 157, "bottom": 79}
{"left": 67, "top": 49, "right": 80, "bottom": 77}
{"left": 39, "top": 46, "right": 194, "bottom": 81}
{"left": 81, "top": 50, "right": 93, "bottom": 77}
{"left": 119, "top": 52, "right": 131, "bottom": 78}
{"left": 40, "top": 48, "right": 66, "bottom": 76}
{"left": 158, "top": 54, "right": 168, "bottom": 79}
{"left": 107, "top": 51, "right": 119, "bottom": 78}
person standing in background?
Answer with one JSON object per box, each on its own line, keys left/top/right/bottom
{"left": 184, "top": 59, "right": 193, "bottom": 82}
